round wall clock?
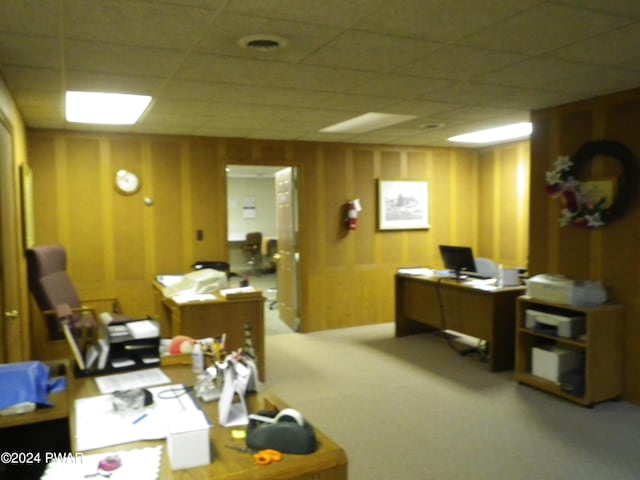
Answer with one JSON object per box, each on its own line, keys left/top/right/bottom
{"left": 114, "top": 169, "right": 141, "bottom": 195}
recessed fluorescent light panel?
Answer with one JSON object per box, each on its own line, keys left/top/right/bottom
{"left": 448, "top": 122, "right": 532, "bottom": 144}
{"left": 320, "top": 112, "right": 417, "bottom": 134}
{"left": 65, "top": 91, "right": 152, "bottom": 125}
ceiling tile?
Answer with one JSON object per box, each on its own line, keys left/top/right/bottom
{"left": 354, "top": 0, "right": 543, "bottom": 42}
{"left": 459, "top": 3, "right": 633, "bottom": 55}
{"left": 175, "top": 53, "right": 289, "bottom": 85}
{"left": 548, "top": 22, "right": 640, "bottom": 65}
{"left": 65, "top": 70, "right": 164, "bottom": 95}
{"left": 1, "top": 65, "right": 61, "bottom": 92}
{"left": 476, "top": 58, "right": 596, "bottom": 88}
{"left": 301, "top": 30, "right": 442, "bottom": 72}
{"left": 2, "top": 0, "right": 640, "bottom": 146}
{"left": 0, "top": 33, "right": 60, "bottom": 69}
{"left": 225, "top": 0, "right": 387, "bottom": 28}
{"left": 264, "top": 64, "right": 377, "bottom": 93}
{"left": 0, "top": 0, "right": 59, "bottom": 36}
{"left": 306, "top": 92, "right": 398, "bottom": 112}
{"left": 65, "top": 40, "right": 184, "bottom": 77}
{"left": 558, "top": 0, "right": 640, "bottom": 17}
{"left": 351, "top": 73, "right": 451, "bottom": 99}
{"left": 404, "top": 46, "right": 527, "bottom": 81}
{"left": 539, "top": 67, "right": 640, "bottom": 96}
{"left": 63, "top": 0, "right": 213, "bottom": 49}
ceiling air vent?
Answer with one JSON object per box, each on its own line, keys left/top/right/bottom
{"left": 238, "top": 34, "right": 288, "bottom": 52}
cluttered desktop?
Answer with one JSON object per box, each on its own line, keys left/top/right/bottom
{"left": 397, "top": 244, "right": 526, "bottom": 288}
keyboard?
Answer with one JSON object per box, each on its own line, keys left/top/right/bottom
{"left": 461, "top": 271, "right": 494, "bottom": 280}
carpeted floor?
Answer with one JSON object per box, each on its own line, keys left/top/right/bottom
{"left": 247, "top": 273, "right": 294, "bottom": 336}
{"left": 263, "top": 323, "right": 640, "bottom": 480}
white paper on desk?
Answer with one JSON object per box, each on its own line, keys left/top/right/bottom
{"left": 95, "top": 368, "right": 171, "bottom": 394}
{"left": 41, "top": 446, "right": 162, "bottom": 480}
{"left": 172, "top": 293, "right": 216, "bottom": 304}
{"left": 75, "top": 384, "right": 202, "bottom": 451}
{"left": 220, "top": 286, "right": 257, "bottom": 296}
{"left": 397, "top": 267, "right": 434, "bottom": 276}
{"left": 218, "top": 367, "right": 248, "bottom": 427}
{"left": 466, "top": 278, "right": 498, "bottom": 291}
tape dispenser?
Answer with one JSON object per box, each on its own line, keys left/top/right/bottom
{"left": 246, "top": 408, "right": 317, "bottom": 454}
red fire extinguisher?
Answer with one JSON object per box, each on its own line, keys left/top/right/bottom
{"left": 345, "top": 199, "right": 362, "bottom": 230}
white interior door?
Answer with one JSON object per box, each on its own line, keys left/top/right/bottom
{"left": 275, "top": 167, "right": 299, "bottom": 330}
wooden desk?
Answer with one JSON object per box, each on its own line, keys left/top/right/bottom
{"left": 70, "top": 366, "right": 348, "bottom": 480}
{"left": 395, "top": 274, "right": 525, "bottom": 371}
{"left": 153, "top": 282, "right": 265, "bottom": 381}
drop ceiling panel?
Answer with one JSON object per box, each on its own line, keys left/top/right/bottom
{"left": 0, "top": 33, "right": 60, "bottom": 69}
{"left": 1, "top": 0, "right": 640, "bottom": 146}
{"left": 175, "top": 53, "right": 289, "bottom": 85}
{"left": 351, "top": 74, "right": 451, "bottom": 99}
{"left": 559, "top": 0, "right": 640, "bottom": 17}
{"left": 63, "top": 0, "right": 214, "bottom": 49}
{"left": 65, "top": 40, "right": 184, "bottom": 77}
{"left": 353, "top": 0, "right": 543, "bottom": 42}
{"left": 264, "top": 64, "right": 377, "bottom": 93}
{"left": 300, "top": 30, "right": 443, "bottom": 72}
{"left": 548, "top": 23, "right": 640, "bottom": 65}
{"left": 65, "top": 70, "right": 164, "bottom": 95}
{"left": 225, "top": 0, "right": 387, "bottom": 28}
{"left": 476, "top": 58, "right": 597, "bottom": 89}
{"left": 459, "top": 3, "right": 633, "bottom": 55}
{"left": 404, "top": 46, "right": 527, "bottom": 81}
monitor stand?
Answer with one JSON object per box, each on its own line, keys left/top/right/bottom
{"left": 454, "top": 268, "right": 468, "bottom": 282}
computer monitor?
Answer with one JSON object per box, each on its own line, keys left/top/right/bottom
{"left": 438, "top": 245, "right": 476, "bottom": 278}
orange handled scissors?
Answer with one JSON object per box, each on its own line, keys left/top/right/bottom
{"left": 225, "top": 445, "right": 283, "bottom": 466}
{"left": 253, "top": 449, "right": 283, "bottom": 466}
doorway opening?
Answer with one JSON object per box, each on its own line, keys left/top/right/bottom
{"left": 226, "top": 164, "right": 299, "bottom": 335}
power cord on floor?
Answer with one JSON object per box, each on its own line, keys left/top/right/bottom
{"left": 434, "top": 277, "right": 488, "bottom": 362}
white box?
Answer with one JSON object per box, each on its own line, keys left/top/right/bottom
{"left": 167, "top": 410, "right": 211, "bottom": 470}
{"left": 531, "top": 346, "right": 583, "bottom": 383}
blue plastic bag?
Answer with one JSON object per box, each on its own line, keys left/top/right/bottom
{"left": 0, "top": 361, "right": 57, "bottom": 409}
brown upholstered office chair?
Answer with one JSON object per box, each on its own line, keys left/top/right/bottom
{"left": 242, "top": 232, "right": 263, "bottom": 275}
{"left": 26, "top": 245, "right": 125, "bottom": 360}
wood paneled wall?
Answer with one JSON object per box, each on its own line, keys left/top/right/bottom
{"left": 27, "top": 130, "right": 529, "bottom": 346}
{"left": 530, "top": 87, "right": 640, "bottom": 403}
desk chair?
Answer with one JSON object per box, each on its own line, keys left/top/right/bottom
{"left": 26, "top": 245, "right": 125, "bottom": 361}
{"left": 243, "top": 232, "right": 263, "bottom": 275}
{"left": 474, "top": 257, "right": 499, "bottom": 277}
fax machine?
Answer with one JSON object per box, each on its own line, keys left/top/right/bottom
{"left": 525, "top": 309, "right": 585, "bottom": 339}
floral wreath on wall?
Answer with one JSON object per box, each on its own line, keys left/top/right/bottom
{"left": 545, "top": 140, "right": 637, "bottom": 228}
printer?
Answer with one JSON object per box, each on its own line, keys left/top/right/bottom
{"left": 525, "top": 309, "right": 586, "bottom": 339}
{"left": 162, "top": 268, "right": 228, "bottom": 298}
{"left": 525, "top": 274, "right": 607, "bottom": 307}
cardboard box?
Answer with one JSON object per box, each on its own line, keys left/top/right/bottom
{"left": 167, "top": 410, "right": 211, "bottom": 470}
{"left": 532, "top": 346, "right": 583, "bottom": 383}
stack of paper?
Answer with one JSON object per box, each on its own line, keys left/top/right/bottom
{"left": 219, "top": 286, "right": 261, "bottom": 299}
{"left": 172, "top": 293, "right": 216, "bottom": 304}
{"left": 127, "top": 320, "right": 160, "bottom": 339}
{"left": 94, "top": 368, "right": 170, "bottom": 394}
